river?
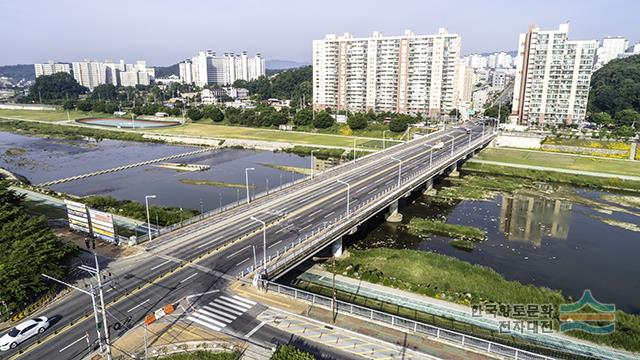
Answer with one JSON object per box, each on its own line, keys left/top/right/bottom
{"left": 342, "top": 180, "right": 640, "bottom": 314}
{"left": 0, "top": 131, "right": 308, "bottom": 211}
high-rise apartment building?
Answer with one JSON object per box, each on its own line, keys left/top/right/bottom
{"left": 595, "top": 37, "right": 629, "bottom": 69}
{"left": 179, "top": 51, "right": 265, "bottom": 86}
{"left": 34, "top": 61, "right": 71, "bottom": 78}
{"left": 71, "top": 59, "right": 154, "bottom": 89}
{"left": 511, "top": 24, "right": 596, "bottom": 126}
{"left": 313, "top": 29, "right": 461, "bottom": 115}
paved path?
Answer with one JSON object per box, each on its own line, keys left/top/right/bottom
{"left": 301, "top": 268, "right": 639, "bottom": 360}
{"left": 468, "top": 158, "right": 640, "bottom": 181}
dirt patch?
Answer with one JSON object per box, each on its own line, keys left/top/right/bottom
{"left": 54, "top": 228, "right": 142, "bottom": 259}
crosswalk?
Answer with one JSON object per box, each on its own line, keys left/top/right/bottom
{"left": 187, "top": 295, "right": 256, "bottom": 332}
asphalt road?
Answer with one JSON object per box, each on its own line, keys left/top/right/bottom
{"left": 1, "top": 121, "right": 494, "bottom": 360}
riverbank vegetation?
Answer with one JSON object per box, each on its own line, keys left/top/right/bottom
{"left": 0, "top": 181, "right": 77, "bottom": 318}
{"left": 434, "top": 175, "right": 524, "bottom": 202}
{"left": 82, "top": 195, "right": 199, "bottom": 226}
{"left": 260, "top": 163, "right": 311, "bottom": 175}
{"left": 179, "top": 179, "right": 251, "bottom": 189}
{"left": 271, "top": 344, "right": 315, "bottom": 360}
{"left": 326, "top": 248, "right": 640, "bottom": 352}
{"left": 463, "top": 162, "right": 640, "bottom": 192}
{"left": 405, "top": 218, "right": 485, "bottom": 241}
{"left": 0, "top": 119, "right": 160, "bottom": 143}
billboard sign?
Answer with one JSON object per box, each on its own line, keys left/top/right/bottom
{"left": 64, "top": 199, "right": 90, "bottom": 233}
{"left": 88, "top": 208, "right": 115, "bottom": 243}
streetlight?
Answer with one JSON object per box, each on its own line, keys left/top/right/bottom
{"left": 382, "top": 130, "right": 390, "bottom": 149}
{"left": 310, "top": 149, "right": 318, "bottom": 178}
{"left": 312, "top": 255, "right": 337, "bottom": 324}
{"left": 353, "top": 138, "right": 357, "bottom": 162}
{"left": 249, "top": 216, "right": 267, "bottom": 274}
{"left": 424, "top": 144, "right": 433, "bottom": 168}
{"left": 390, "top": 157, "right": 402, "bottom": 188}
{"left": 43, "top": 253, "right": 112, "bottom": 360}
{"left": 445, "top": 134, "right": 455, "bottom": 156}
{"left": 145, "top": 195, "right": 156, "bottom": 242}
{"left": 336, "top": 179, "right": 350, "bottom": 218}
{"left": 245, "top": 167, "right": 255, "bottom": 204}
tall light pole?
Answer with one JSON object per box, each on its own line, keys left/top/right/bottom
{"left": 336, "top": 179, "right": 350, "bottom": 218}
{"left": 445, "top": 134, "right": 455, "bottom": 156}
{"left": 245, "top": 167, "right": 255, "bottom": 204}
{"left": 313, "top": 256, "right": 337, "bottom": 324}
{"left": 310, "top": 149, "right": 318, "bottom": 178}
{"left": 424, "top": 144, "right": 433, "bottom": 168}
{"left": 249, "top": 216, "right": 267, "bottom": 274}
{"left": 43, "top": 253, "right": 113, "bottom": 360}
{"left": 145, "top": 195, "right": 156, "bottom": 242}
{"left": 382, "top": 130, "right": 390, "bottom": 150}
{"left": 390, "top": 157, "right": 402, "bottom": 188}
{"left": 353, "top": 138, "right": 357, "bottom": 162}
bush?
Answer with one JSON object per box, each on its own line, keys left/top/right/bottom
{"left": 294, "top": 108, "right": 313, "bottom": 126}
{"left": 347, "top": 113, "right": 368, "bottom": 130}
{"left": 389, "top": 117, "right": 408, "bottom": 132}
{"left": 187, "top": 108, "right": 204, "bottom": 121}
{"left": 312, "top": 111, "right": 334, "bottom": 129}
{"left": 271, "top": 344, "right": 315, "bottom": 360}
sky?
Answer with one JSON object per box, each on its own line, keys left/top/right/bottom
{"left": 1, "top": 0, "right": 638, "bottom": 66}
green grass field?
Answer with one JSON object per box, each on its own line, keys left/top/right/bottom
{"left": 0, "top": 108, "right": 111, "bottom": 122}
{"left": 150, "top": 122, "right": 389, "bottom": 149}
{"left": 476, "top": 148, "right": 640, "bottom": 177}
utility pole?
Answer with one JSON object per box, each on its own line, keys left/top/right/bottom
{"left": 245, "top": 167, "right": 255, "bottom": 204}
{"left": 390, "top": 157, "right": 402, "bottom": 187}
{"left": 145, "top": 195, "right": 156, "bottom": 242}
{"left": 336, "top": 180, "right": 350, "bottom": 218}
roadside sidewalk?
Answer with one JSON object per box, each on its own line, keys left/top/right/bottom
{"left": 230, "top": 281, "right": 495, "bottom": 360}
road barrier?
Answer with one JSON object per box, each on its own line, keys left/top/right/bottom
{"left": 266, "top": 282, "right": 554, "bottom": 360}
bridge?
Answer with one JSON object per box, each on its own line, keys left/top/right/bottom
{"left": 10, "top": 120, "right": 581, "bottom": 360}
{"left": 36, "top": 147, "right": 214, "bottom": 187}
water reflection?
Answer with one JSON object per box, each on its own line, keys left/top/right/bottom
{"left": 499, "top": 195, "right": 572, "bottom": 246}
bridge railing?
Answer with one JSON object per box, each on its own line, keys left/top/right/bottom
{"left": 252, "top": 130, "right": 496, "bottom": 277}
{"left": 265, "top": 282, "right": 553, "bottom": 360}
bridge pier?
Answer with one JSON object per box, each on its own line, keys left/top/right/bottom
{"left": 449, "top": 163, "right": 460, "bottom": 178}
{"left": 331, "top": 237, "right": 343, "bottom": 257}
{"left": 422, "top": 178, "right": 434, "bottom": 195}
{"left": 385, "top": 199, "right": 403, "bottom": 223}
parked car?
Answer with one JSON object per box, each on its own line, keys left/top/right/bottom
{"left": 0, "top": 317, "right": 50, "bottom": 351}
{"left": 433, "top": 141, "right": 445, "bottom": 150}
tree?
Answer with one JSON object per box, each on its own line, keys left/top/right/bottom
{"left": 76, "top": 101, "right": 93, "bottom": 112}
{"left": 347, "top": 113, "right": 368, "bottom": 130}
{"left": 186, "top": 108, "right": 204, "bottom": 121}
{"left": 590, "top": 112, "right": 613, "bottom": 126}
{"left": 313, "top": 111, "right": 334, "bottom": 129}
{"left": 27, "top": 72, "right": 87, "bottom": 102}
{"left": 389, "top": 117, "right": 408, "bottom": 132}
{"left": 203, "top": 106, "right": 224, "bottom": 122}
{"left": 294, "top": 109, "right": 313, "bottom": 126}
{"left": 448, "top": 109, "right": 460, "bottom": 119}
{"left": 588, "top": 54, "right": 640, "bottom": 116}
{"left": 612, "top": 125, "right": 637, "bottom": 140}
{"left": 484, "top": 104, "right": 510, "bottom": 122}
{"left": 271, "top": 344, "right": 315, "bottom": 360}
{"left": 89, "top": 84, "right": 118, "bottom": 101}
{"left": 614, "top": 109, "right": 640, "bottom": 128}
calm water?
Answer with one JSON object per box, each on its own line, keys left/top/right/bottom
{"left": 346, "top": 183, "right": 640, "bottom": 314}
{"left": 0, "top": 131, "right": 308, "bottom": 211}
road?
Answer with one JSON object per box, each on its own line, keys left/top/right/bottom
{"left": 1, "top": 121, "right": 492, "bottom": 360}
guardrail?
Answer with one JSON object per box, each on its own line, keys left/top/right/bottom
{"left": 266, "top": 282, "right": 553, "bottom": 360}
{"left": 240, "top": 131, "right": 495, "bottom": 277}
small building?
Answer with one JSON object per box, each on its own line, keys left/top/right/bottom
{"left": 201, "top": 89, "right": 217, "bottom": 105}
{"left": 333, "top": 114, "right": 347, "bottom": 124}
{"left": 114, "top": 111, "right": 127, "bottom": 116}
{"left": 155, "top": 112, "right": 168, "bottom": 117}
{"left": 279, "top": 124, "right": 293, "bottom": 131}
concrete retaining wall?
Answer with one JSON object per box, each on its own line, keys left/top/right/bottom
{"left": 495, "top": 133, "right": 545, "bottom": 148}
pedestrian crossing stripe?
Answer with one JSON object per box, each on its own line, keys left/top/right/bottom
{"left": 187, "top": 295, "right": 255, "bottom": 333}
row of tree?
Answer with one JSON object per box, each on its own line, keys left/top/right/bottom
{"left": 233, "top": 66, "right": 312, "bottom": 106}
{"left": 0, "top": 182, "right": 77, "bottom": 315}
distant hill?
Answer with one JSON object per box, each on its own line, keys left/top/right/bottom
{"left": 0, "top": 64, "right": 35, "bottom": 81}
{"left": 266, "top": 60, "right": 310, "bottom": 70}
{"left": 588, "top": 53, "right": 640, "bottom": 115}
{"left": 154, "top": 63, "right": 179, "bottom": 78}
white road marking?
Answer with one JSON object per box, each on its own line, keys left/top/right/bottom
{"left": 323, "top": 211, "right": 335, "bottom": 219}
{"left": 186, "top": 290, "right": 220, "bottom": 302}
{"left": 127, "top": 299, "right": 150, "bottom": 313}
{"left": 59, "top": 335, "right": 88, "bottom": 352}
{"left": 207, "top": 301, "right": 244, "bottom": 316}
{"left": 232, "top": 295, "right": 257, "bottom": 306}
{"left": 245, "top": 321, "right": 265, "bottom": 338}
{"left": 196, "top": 238, "right": 219, "bottom": 249}
{"left": 202, "top": 305, "right": 237, "bottom": 321}
{"left": 191, "top": 311, "right": 227, "bottom": 328}
{"left": 106, "top": 287, "right": 114, "bottom": 293}
{"left": 331, "top": 198, "right": 344, "bottom": 205}
{"left": 187, "top": 315, "right": 221, "bottom": 332}
{"left": 179, "top": 273, "right": 198, "bottom": 284}
{"left": 219, "top": 295, "right": 253, "bottom": 310}
{"left": 307, "top": 208, "right": 324, "bottom": 217}
{"left": 268, "top": 240, "right": 282, "bottom": 249}
{"left": 367, "top": 188, "right": 378, "bottom": 195}
{"left": 150, "top": 260, "right": 171, "bottom": 271}
{"left": 236, "top": 257, "right": 250, "bottom": 266}
{"left": 199, "top": 308, "right": 233, "bottom": 324}
{"left": 226, "top": 245, "right": 250, "bottom": 259}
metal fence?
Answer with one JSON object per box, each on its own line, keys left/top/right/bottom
{"left": 266, "top": 282, "right": 554, "bottom": 360}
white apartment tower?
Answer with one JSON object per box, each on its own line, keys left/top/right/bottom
{"left": 511, "top": 24, "right": 597, "bottom": 126}
{"left": 34, "top": 61, "right": 71, "bottom": 78}
{"left": 72, "top": 59, "right": 154, "bottom": 89}
{"left": 595, "top": 37, "right": 629, "bottom": 69}
{"left": 179, "top": 51, "right": 265, "bottom": 86}
{"left": 313, "top": 29, "right": 461, "bottom": 115}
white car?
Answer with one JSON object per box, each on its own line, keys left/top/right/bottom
{"left": 433, "top": 141, "right": 445, "bottom": 150}
{"left": 0, "top": 317, "right": 50, "bottom": 351}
